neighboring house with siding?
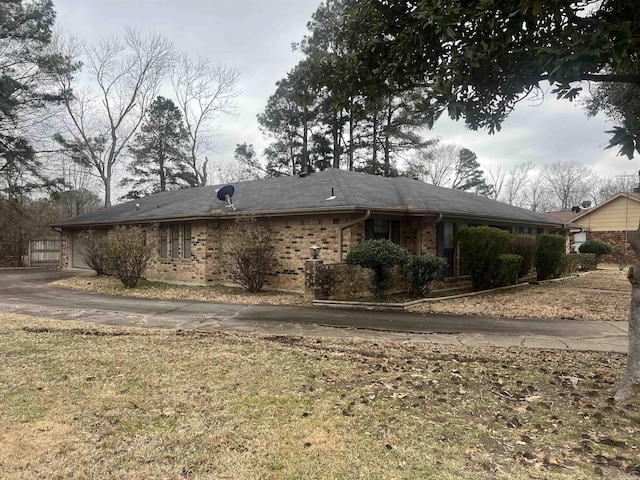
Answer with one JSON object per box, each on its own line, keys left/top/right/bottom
{"left": 570, "top": 192, "right": 640, "bottom": 260}
{"left": 50, "top": 169, "right": 571, "bottom": 292}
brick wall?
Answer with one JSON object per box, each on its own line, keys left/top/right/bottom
{"left": 419, "top": 224, "right": 438, "bottom": 255}
{"left": 305, "top": 260, "right": 373, "bottom": 300}
{"left": 61, "top": 214, "right": 443, "bottom": 292}
{"left": 145, "top": 222, "right": 210, "bottom": 285}
{"left": 587, "top": 230, "right": 637, "bottom": 264}
{"left": 210, "top": 214, "right": 348, "bottom": 292}
{"left": 60, "top": 230, "right": 70, "bottom": 268}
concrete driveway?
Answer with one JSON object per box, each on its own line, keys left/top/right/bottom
{"left": 0, "top": 268, "right": 629, "bottom": 353}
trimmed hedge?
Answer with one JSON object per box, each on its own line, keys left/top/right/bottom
{"left": 495, "top": 254, "right": 523, "bottom": 288}
{"left": 510, "top": 234, "right": 536, "bottom": 278}
{"left": 535, "top": 234, "right": 566, "bottom": 280}
{"left": 579, "top": 239, "right": 612, "bottom": 265}
{"left": 455, "top": 226, "right": 513, "bottom": 291}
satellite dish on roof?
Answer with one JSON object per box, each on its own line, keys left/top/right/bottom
{"left": 571, "top": 206, "right": 581, "bottom": 214}
{"left": 581, "top": 200, "right": 592, "bottom": 209}
{"left": 216, "top": 185, "right": 235, "bottom": 211}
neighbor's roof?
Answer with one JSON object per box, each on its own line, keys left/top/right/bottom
{"left": 544, "top": 211, "right": 578, "bottom": 222}
{"left": 51, "top": 169, "right": 567, "bottom": 228}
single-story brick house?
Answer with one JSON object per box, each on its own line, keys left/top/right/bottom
{"left": 51, "top": 169, "right": 571, "bottom": 292}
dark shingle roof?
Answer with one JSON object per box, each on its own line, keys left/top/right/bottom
{"left": 544, "top": 211, "right": 578, "bottom": 222}
{"left": 52, "top": 169, "right": 566, "bottom": 228}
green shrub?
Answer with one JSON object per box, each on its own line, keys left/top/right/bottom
{"left": 494, "top": 254, "right": 523, "bottom": 288}
{"left": 575, "top": 252, "right": 597, "bottom": 271}
{"left": 408, "top": 255, "right": 447, "bottom": 298}
{"left": 80, "top": 229, "right": 111, "bottom": 276}
{"left": 510, "top": 235, "right": 536, "bottom": 278}
{"left": 455, "top": 226, "right": 513, "bottom": 291}
{"left": 578, "top": 239, "right": 612, "bottom": 265}
{"left": 535, "top": 234, "right": 566, "bottom": 280}
{"left": 346, "top": 239, "right": 410, "bottom": 299}
{"left": 105, "top": 226, "right": 154, "bottom": 288}
{"left": 223, "top": 215, "right": 275, "bottom": 293}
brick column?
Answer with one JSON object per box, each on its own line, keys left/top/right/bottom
{"left": 305, "top": 259, "right": 328, "bottom": 299}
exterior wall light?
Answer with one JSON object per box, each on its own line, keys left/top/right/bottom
{"left": 309, "top": 244, "right": 321, "bottom": 259}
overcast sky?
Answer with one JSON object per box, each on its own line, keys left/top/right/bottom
{"left": 53, "top": 0, "right": 637, "bottom": 183}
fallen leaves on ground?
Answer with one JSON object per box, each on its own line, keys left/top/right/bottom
{"left": 52, "top": 275, "right": 311, "bottom": 306}
{"left": 409, "top": 267, "right": 630, "bottom": 321}
{"left": 0, "top": 313, "right": 638, "bottom": 479}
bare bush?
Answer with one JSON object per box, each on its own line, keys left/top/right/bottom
{"left": 222, "top": 216, "right": 275, "bottom": 292}
{"left": 80, "top": 229, "right": 110, "bottom": 275}
{"left": 104, "top": 226, "right": 153, "bottom": 288}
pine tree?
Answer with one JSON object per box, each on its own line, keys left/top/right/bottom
{"left": 120, "top": 96, "right": 189, "bottom": 199}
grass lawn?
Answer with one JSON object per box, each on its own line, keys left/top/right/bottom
{"left": 1, "top": 313, "right": 639, "bottom": 479}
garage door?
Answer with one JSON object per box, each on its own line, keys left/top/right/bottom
{"left": 71, "top": 231, "right": 89, "bottom": 268}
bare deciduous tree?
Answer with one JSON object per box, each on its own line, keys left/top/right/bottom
{"left": 53, "top": 29, "right": 174, "bottom": 206}
{"left": 406, "top": 141, "right": 459, "bottom": 186}
{"left": 485, "top": 165, "right": 505, "bottom": 200}
{"left": 52, "top": 153, "right": 101, "bottom": 217}
{"left": 523, "top": 173, "right": 553, "bottom": 213}
{"left": 540, "top": 160, "right": 593, "bottom": 211}
{"left": 589, "top": 173, "right": 639, "bottom": 205}
{"left": 502, "top": 161, "right": 533, "bottom": 207}
{"left": 171, "top": 54, "right": 240, "bottom": 186}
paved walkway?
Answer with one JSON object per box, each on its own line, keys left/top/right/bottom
{"left": 0, "top": 268, "right": 629, "bottom": 353}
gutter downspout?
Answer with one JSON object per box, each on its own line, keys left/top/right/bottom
{"left": 417, "top": 213, "right": 443, "bottom": 255}
{"left": 337, "top": 210, "right": 370, "bottom": 262}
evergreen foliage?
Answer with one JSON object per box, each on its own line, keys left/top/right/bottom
{"left": 510, "top": 235, "right": 537, "bottom": 278}
{"left": 0, "top": 0, "right": 71, "bottom": 192}
{"left": 495, "top": 254, "right": 524, "bottom": 288}
{"left": 120, "top": 96, "right": 190, "bottom": 199}
{"left": 345, "top": 239, "right": 410, "bottom": 299}
{"left": 578, "top": 239, "right": 613, "bottom": 265}
{"left": 408, "top": 255, "right": 447, "bottom": 298}
{"left": 455, "top": 226, "right": 513, "bottom": 291}
{"left": 535, "top": 234, "right": 566, "bottom": 281}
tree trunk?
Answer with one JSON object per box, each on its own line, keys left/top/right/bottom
{"left": 614, "top": 224, "right": 640, "bottom": 401}
{"left": 103, "top": 169, "right": 111, "bottom": 207}
{"left": 332, "top": 109, "right": 341, "bottom": 169}
{"left": 384, "top": 134, "right": 390, "bottom": 177}
{"left": 372, "top": 113, "right": 378, "bottom": 166}
{"left": 302, "top": 105, "right": 309, "bottom": 173}
{"left": 348, "top": 109, "right": 354, "bottom": 171}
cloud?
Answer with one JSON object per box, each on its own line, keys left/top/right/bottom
{"left": 428, "top": 93, "right": 632, "bottom": 177}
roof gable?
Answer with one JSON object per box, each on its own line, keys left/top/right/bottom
{"left": 572, "top": 192, "right": 640, "bottom": 222}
